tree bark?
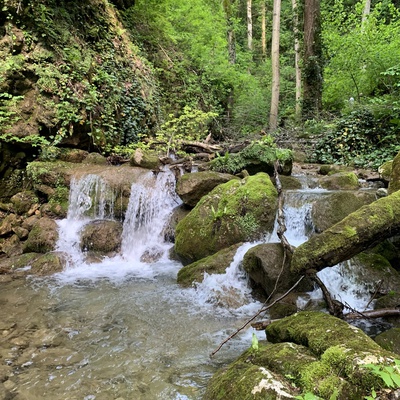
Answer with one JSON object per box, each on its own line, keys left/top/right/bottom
{"left": 291, "top": 190, "right": 400, "bottom": 274}
{"left": 247, "top": 0, "right": 253, "bottom": 50}
{"left": 302, "top": 0, "right": 322, "bottom": 120}
{"left": 261, "top": 1, "right": 266, "bottom": 56}
{"left": 269, "top": 0, "right": 281, "bottom": 131}
{"left": 292, "top": 0, "right": 301, "bottom": 118}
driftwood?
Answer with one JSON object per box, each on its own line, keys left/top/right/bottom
{"left": 180, "top": 141, "right": 222, "bottom": 154}
{"left": 344, "top": 308, "right": 400, "bottom": 319}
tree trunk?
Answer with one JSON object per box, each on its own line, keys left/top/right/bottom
{"left": 362, "top": 0, "right": 371, "bottom": 31}
{"left": 302, "top": 0, "right": 322, "bottom": 120}
{"left": 247, "top": 0, "right": 253, "bottom": 50}
{"left": 291, "top": 190, "right": 400, "bottom": 274}
{"left": 223, "top": 0, "right": 236, "bottom": 65}
{"left": 292, "top": 0, "right": 301, "bottom": 118}
{"left": 261, "top": 1, "right": 266, "bottom": 56}
{"left": 269, "top": 0, "right": 281, "bottom": 131}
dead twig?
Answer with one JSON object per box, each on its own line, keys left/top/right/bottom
{"left": 210, "top": 275, "right": 304, "bottom": 357}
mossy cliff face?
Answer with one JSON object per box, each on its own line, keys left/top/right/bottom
{"left": 205, "top": 312, "right": 399, "bottom": 400}
{"left": 174, "top": 173, "right": 278, "bottom": 265}
{"left": 0, "top": 0, "right": 159, "bottom": 174}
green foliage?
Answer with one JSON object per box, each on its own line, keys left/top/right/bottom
{"left": 312, "top": 106, "right": 400, "bottom": 169}
{"left": 363, "top": 359, "right": 400, "bottom": 399}
{"left": 210, "top": 136, "right": 292, "bottom": 174}
{"left": 155, "top": 106, "right": 217, "bottom": 156}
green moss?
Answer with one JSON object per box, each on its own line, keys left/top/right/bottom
{"left": 174, "top": 173, "right": 278, "bottom": 264}
{"left": 176, "top": 243, "right": 241, "bottom": 286}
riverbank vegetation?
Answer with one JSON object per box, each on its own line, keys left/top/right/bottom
{"left": 1, "top": 0, "right": 400, "bottom": 171}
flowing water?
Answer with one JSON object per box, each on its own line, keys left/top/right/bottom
{"left": 0, "top": 171, "right": 376, "bottom": 399}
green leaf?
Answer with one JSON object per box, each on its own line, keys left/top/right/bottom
{"left": 251, "top": 332, "right": 259, "bottom": 351}
{"left": 380, "top": 371, "right": 394, "bottom": 388}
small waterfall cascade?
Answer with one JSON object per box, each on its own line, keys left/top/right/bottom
{"left": 121, "top": 170, "right": 181, "bottom": 262}
{"left": 56, "top": 168, "right": 181, "bottom": 281}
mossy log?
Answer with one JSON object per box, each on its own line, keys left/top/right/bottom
{"left": 291, "top": 190, "right": 400, "bottom": 274}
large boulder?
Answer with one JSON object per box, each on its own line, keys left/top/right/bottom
{"left": 174, "top": 173, "right": 278, "bottom": 264}
{"left": 80, "top": 220, "right": 123, "bottom": 254}
{"left": 206, "top": 312, "right": 399, "bottom": 399}
{"left": 242, "top": 243, "right": 311, "bottom": 296}
{"left": 318, "top": 172, "right": 360, "bottom": 190}
{"left": 311, "top": 191, "right": 376, "bottom": 233}
{"left": 176, "top": 171, "right": 238, "bottom": 207}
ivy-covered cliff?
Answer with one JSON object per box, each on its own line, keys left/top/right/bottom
{"left": 0, "top": 0, "right": 159, "bottom": 197}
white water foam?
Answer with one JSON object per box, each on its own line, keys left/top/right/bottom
{"left": 54, "top": 168, "right": 182, "bottom": 284}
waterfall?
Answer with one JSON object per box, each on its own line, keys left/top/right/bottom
{"left": 55, "top": 168, "right": 181, "bottom": 282}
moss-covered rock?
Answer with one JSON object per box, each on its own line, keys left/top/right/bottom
{"left": 23, "top": 217, "right": 59, "bottom": 253}
{"left": 389, "top": 151, "right": 400, "bottom": 194}
{"left": 210, "top": 142, "right": 293, "bottom": 176}
{"left": 174, "top": 173, "right": 278, "bottom": 264}
{"left": 204, "top": 342, "right": 299, "bottom": 400}
{"left": 130, "top": 149, "right": 161, "bottom": 170}
{"left": 177, "top": 243, "right": 242, "bottom": 287}
{"left": 374, "top": 328, "right": 400, "bottom": 355}
{"left": 311, "top": 191, "right": 375, "bottom": 233}
{"left": 319, "top": 164, "right": 353, "bottom": 176}
{"left": 205, "top": 312, "right": 400, "bottom": 400}
{"left": 30, "top": 253, "right": 66, "bottom": 275}
{"left": 379, "top": 160, "right": 393, "bottom": 184}
{"left": 265, "top": 312, "right": 399, "bottom": 398}
{"left": 349, "top": 252, "right": 400, "bottom": 294}
{"left": 10, "top": 191, "right": 39, "bottom": 215}
{"left": 276, "top": 175, "right": 302, "bottom": 190}
{"left": 318, "top": 172, "right": 360, "bottom": 190}
{"left": 176, "top": 171, "right": 238, "bottom": 207}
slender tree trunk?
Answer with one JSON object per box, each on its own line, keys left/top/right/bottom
{"left": 223, "top": 0, "right": 236, "bottom": 64}
{"left": 302, "top": 0, "right": 322, "bottom": 120}
{"left": 261, "top": 1, "right": 266, "bottom": 56}
{"left": 269, "top": 0, "right": 281, "bottom": 131}
{"left": 247, "top": 0, "right": 253, "bottom": 50}
{"left": 362, "top": 0, "right": 371, "bottom": 30}
{"left": 292, "top": 0, "right": 301, "bottom": 118}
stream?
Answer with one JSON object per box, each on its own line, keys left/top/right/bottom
{"left": 0, "top": 170, "right": 377, "bottom": 399}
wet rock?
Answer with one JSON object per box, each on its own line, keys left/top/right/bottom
{"left": 319, "top": 164, "right": 353, "bottom": 175}
{"left": 130, "top": 149, "right": 161, "bottom": 170}
{"left": 80, "top": 220, "right": 123, "bottom": 254}
{"left": 311, "top": 191, "right": 376, "bottom": 233}
{"left": 276, "top": 175, "right": 302, "bottom": 190}
{"left": 318, "top": 171, "right": 360, "bottom": 190}
{"left": 374, "top": 328, "right": 400, "bottom": 355}
{"left": 176, "top": 171, "right": 238, "bottom": 207}
{"left": 177, "top": 243, "right": 242, "bottom": 287}
{"left": 1, "top": 235, "right": 23, "bottom": 257}
{"left": 242, "top": 243, "right": 312, "bottom": 296}
{"left": 23, "top": 217, "right": 59, "bottom": 253}
{"left": 29, "top": 253, "right": 66, "bottom": 275}
{"left": 0, "top": 214, "right": 20, "bottom": 237}
{"left": 175, "top": 173, "right": 278, "bottom": 264}
{"left": 58, "top": 149, "right": 89, "bottom": 163}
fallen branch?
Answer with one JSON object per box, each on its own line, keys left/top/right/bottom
{"left": 308, "top": 271, "right": 344, "bottom": 318}
{"left": 273, "top": 161, "right": 295, "bottom": 255}
{"left": 210, "top": 275, "right": 304, "bottom": 357}
{"left": 344, "top": 308, "right": 400, "bottom": 320}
